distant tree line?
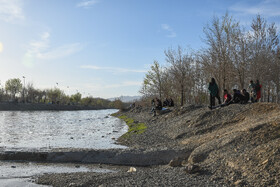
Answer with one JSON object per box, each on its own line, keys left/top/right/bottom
{"left": 0, "top": 78, "right": 123, "bottom": 109}
{"left": 140, "top": 13, "right": 280, "bottom": 106}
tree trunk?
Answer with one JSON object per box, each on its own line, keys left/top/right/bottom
{"left": 267, "top": 85, "right": 270, "bottom": 102}
{"left": 181, "top": 84, "right": 184, "bottom": 106}
{"left": 277, "top": 84, "right": 280, "bottom": 103}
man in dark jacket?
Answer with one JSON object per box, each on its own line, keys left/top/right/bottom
{"left": 241, "top": 89, "right": 250, "bottom": 104}
{"left": 232, "top": 89, "right": 243, "bottom": 103}
{"left": 208, "top": 78, "right": 221, "bottom": 109}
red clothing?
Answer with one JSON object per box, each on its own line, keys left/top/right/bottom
{"left": 224, "top": 93, "right": 232, "bottom": 103}
{"left": 256, "top": 85, "right": 262, "bottom": 100}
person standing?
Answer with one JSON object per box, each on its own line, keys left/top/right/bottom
{"left": 249, "top": 80, "right": 256, "bottom": 103}
{"left": 208, "top": 78, "right": 221, "bottom": 109}
{"left": 255, "top": 80, "right": 262, "bottom": 102}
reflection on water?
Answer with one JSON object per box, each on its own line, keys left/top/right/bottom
{"left": 0, "top": 109, "right": 127, "bottom": 150}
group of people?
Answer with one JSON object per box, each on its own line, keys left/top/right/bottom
{"left": 208, "top": 78, "right": 262, "bottom": 109}
{"left": 163, "top": 97, "right": 174, "bottom": 107}
{"left": 151, "top": 97, "right": 174, "bottom": 116}
{"left": 149, "top": 77, "right": 262, "bottom": 114}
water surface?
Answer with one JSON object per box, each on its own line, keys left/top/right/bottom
{"left": 0, "top": 109, "right": 127, "bottom": 150}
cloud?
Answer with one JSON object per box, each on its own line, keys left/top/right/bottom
{"left": 161, "top": 24, "right": 177, "bottom": 38}
{"left": 104, "top": 81, "right": 142, "bottom": 88}
{"left": 81, "top": 81, "right": 141, "bottom": 94}
{"left": 0, "top": 0, "right": 24, "bottom": 22}
{"left": 81, "top": 65, "right": 147, "bottom": 73}
{"left": 230, "top": 0, "right": 280, "bottom": 17}
{"left": 28, "top": 32, "right": 50, "bottom": 54}
{"left": 37, "top": 43, "right": 84, "bottom": 60}
{"left": 77, "top": 0, "right": 99, "bottom": 8}
{"left": 24, "top": 32, "right": 83, "bottom": 66}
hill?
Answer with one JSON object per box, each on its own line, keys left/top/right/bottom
{"left": 108, "top": 96, "right": 141, "bottom": 103}
{"left": 116, "top": 103, "right": 280, "bottom": 186}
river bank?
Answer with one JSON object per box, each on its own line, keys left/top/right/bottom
{"left": 22, "top": 103, "right": 280, "bottom": 186}
{"left": 0, "top": 103, "right": 111, "bottom": 111}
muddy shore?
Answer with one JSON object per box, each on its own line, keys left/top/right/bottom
{"left": 32, "top": 103, "right": 280, "bottom": 186}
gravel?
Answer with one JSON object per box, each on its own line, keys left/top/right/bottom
{"left": 36, "top": 102, "right": 280, "bottom": 187}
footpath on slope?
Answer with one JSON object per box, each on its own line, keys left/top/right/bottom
{"left": 16, "top": 102, "right": 280, "bottom": 186}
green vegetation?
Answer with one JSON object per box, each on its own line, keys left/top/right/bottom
{"left": 5, "top": 78, "right": 22, "bottom": 100}
{"left": 0, "top": 78, "right": 125, "bottom": 109}
{"left": 118, "top": 115, "right": 147, "bottom": 139}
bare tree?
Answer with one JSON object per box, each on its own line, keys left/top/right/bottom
{"left": 248, "top": 15, "right": 279, "bottom": 101}
{"left": 139, "top": 13, "right": 280, "bottom": 105}
{"left": 165, "top": 46, "right": 194, "bottom": 106}
{"left": 203, "top": 13, "right": 240, "bottom": 91}
{"left": 139, "top": 60, "right": 165, "bottom": 99}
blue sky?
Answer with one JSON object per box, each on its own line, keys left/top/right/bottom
{"left": 0, "top": 0, "right": 279, "bottom": 98}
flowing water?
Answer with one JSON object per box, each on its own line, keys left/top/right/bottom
{"left": 0, "top": 109, "right": 126, "bottom": 186}
{"left": 0, "top": 109, "right": 128, "bottom": 151}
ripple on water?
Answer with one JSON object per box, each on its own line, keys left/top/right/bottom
{"left": 0, "top": 109, "right": 128, "bottom": 151}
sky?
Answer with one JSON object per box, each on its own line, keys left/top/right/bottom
{"left": 0, "top": 0, "right": 280, "bottom": 98}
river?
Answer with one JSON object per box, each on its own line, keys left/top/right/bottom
{"left": 0, "top": 109, "right": 128, "bottom": 151}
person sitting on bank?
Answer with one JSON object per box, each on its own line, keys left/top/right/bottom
{"left": 153, "top": 98, "right": 162, "bottom": 116}
{"left": 150, "top": 98, "right": 156, "bottom": 113}
{"left": 163, "top": 98, "right": 169, "bottom": 107}
{"left": 168, "top": 97, "right": 174, "bottom": 107}
{"left": 241, "top": 89, "right": 250, "bottom": 104}
{"left": 221, "top": 89, "right": 232, "bottom": 107}
{"left": 232, "top": 89, "right": 243, "bottom": 104}
{"left": 155, "top": 98, "right": 162, "bottom": 110}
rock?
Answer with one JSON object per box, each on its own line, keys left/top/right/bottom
{"left": 181, "top": 160, "right": 188, "bottom": 167}
{"left": 127, "top": 167, "right": 137, "bottom": 172}
{"left": 75, "top": 165, "right": 80, "bottom": 168}
{"left": 188, "top": 152, "right": 207, "bottom": 163}
{"left": 261, "top": 159, "right": 269, "bottom": 165}
{"left": 11, "top": 166, "right": 16, "bottom": 168}
{"left": 184, "top": 163, "right": 200, "bottom": 174}
{"left": 234, "top": 179, "right": 244, "bottom": 186}
{"left": 227, "top": 161, "right": 237, "bottom": 169}
{"left": 168, "top": 157, "right": 184, "bottom": 167}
